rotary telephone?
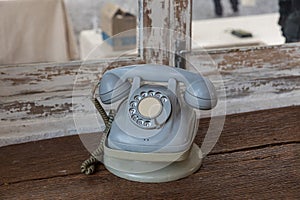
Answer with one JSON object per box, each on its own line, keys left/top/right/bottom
{"left": 81, "top": 64, "right": 217, "bottom": 183}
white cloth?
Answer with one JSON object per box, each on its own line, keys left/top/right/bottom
{"left": 79, "top": 29, "right": 136, "bottom": 60}
{"left": 0, "top": 0, "right": 79, "bottom": 65}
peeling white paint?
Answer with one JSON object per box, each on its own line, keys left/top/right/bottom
{"left": 1, "top": 30, "right": 300, "bottom": 148}
{"left": 142, "top": 0, "right": 192, "bottom": 65}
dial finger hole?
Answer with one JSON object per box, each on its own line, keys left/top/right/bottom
{"left": 132, "top": 115, "right": 138, "bottom": 121}
{"left": 129, "top": 108, "right": 136, "bottom": 114}
{"left": 140, "top": 92, "right": 148, "bottom": 97}
{"left": 144, "top": 121, "right": 151, "bottom": 127}
{"left": 134, "top": 95, "right": 141, "bottom": 101}
{"left": 130, "top": 101, "right": 137, "bottom": 107}
{"left": 148, "top": 90, "right": 155, "bottom": 96}
{"left": 161, "top": 96, "right": 168, "bottom": 103}
{"left": 137, "top": 119, "right": 144, "bottom": 125}
{"left": 155, "top": 92, "right": 162, "bottom": 98}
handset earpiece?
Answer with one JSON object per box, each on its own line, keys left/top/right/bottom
{"left": 99, "top": 73, "right": 131, "bottom": 104}
{"left": 184, "top": 78, "right": 218, "bottom": 110}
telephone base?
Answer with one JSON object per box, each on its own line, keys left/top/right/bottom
{"left": 104, "top": 143, "right": 202, "bottom": 183}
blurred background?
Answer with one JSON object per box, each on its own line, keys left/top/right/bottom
{"left": 0, "top": 0, "right": 289, "bottom": 65}
{"left": 65, "top": 0, "right": 278, "bottom": 37}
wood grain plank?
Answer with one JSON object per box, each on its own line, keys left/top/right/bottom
{"left": 0, "top": 134, "right": 91, "bottom": 184}
{"left": 188, "top": 44, "right": 300, "bottom": 114}
{"left": 196, "top": 105, "right": 300, "bottom": 154}
{"left": 0, "top": 58, "right": 142, "bottom": 97}
{"left": 1, "top": 143, "right": 299, "bottom": 199}
{"left": 1, "top": 106, "right": 299, "bottom": 185}
{"left": 1, "top": 45, "right": 299, "bottom": 146}
{"left": 1, "top": 45, "right": 298, "bottom": 99}
{"left": 0, "top": 58, "right": 144, "bottom": 146}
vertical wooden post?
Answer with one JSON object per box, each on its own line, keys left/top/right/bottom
{"left": 139, "top": 0, "right": 192, "bottom": 67}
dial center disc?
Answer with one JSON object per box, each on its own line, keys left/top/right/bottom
{"left": 138, "top": 97, "right": 162, "bottom": 119}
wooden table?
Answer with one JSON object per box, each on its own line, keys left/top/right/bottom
{"left": 0, "top": 44, "right": 299, "bottom": 199}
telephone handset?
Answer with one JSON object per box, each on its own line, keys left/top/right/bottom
{"left": 88, "top": 64, "right": 217, "bottom": 182}
{"left": 99, "top": 64, "right": 217, "bottom": 110}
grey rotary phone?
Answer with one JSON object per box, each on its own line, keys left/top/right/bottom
{"left": 82, "top": 64, "right": 217, "bottom": 183}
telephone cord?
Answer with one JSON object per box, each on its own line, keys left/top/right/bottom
{"left": 80, "top": 95, "right": 115, "bottom": 175}
{"left": 81, "top": 108, "right": 114, "bottom": 175}
{"left": 92, "top": 97, "right": 110, "bottom": 125}
{"left": 90, "top": 82, "right": 110, "bottom": 125}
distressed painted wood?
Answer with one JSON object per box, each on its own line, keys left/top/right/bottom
{"left": 140, "top": 0, "right": 192, "bottom": 66}
{"left": 0, "top": 45, "right": 300, "bottom": 147}
{"left": 1, "top": 105, "right": 299, "bottom": 199}
{"left": 0, "top": 58, "right": 144, "bottom": 146}
{"left": 0, "top": 58, "right": 142, "bottom": 97}
{"left": 187, "top": 44, "right": 300, "bottom": 115}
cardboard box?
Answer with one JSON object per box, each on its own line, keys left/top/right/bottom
{"left": 100, "top": 3, "right": 136, "bottom": 51}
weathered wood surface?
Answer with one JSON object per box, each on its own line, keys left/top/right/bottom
{"left": 188, "top": 44, "right": 300, "bottom": 114}
{"left": 0, "top": 106, "right": 299, "bottom": 199}
{"left": 141, "top": 0, "right": 192, "bottom": 65}
{"left": 0, "top": 58, "right": 144, "bottom": 146}
{"left": 1, "top": 44, "right": 300, "bottom": 147}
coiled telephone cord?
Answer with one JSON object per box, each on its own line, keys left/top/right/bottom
{"left": 81, "top": 83, "right": 115, "bottom": 175}
{"left": 92, "top": 98, "right": 110, "bottom": 126}
{"left": 80, "top": 110, "right": 114, "bottom": 175}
